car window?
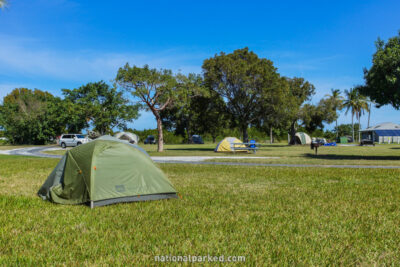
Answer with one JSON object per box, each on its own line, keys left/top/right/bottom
{"left": 63, "top": 135, "right": 71, "bottom": 139}
{"left": 76, "top": 135, "right": 85, "bottom": 138}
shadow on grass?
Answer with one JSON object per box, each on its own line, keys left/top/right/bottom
{"left": 166, "top": 148, "right": 215, "bottom": 152}
{"left": 390, "top": 147, "right": 400, "bottom": 150}
{"left": 303, "top": 153, "right": 400, "bottom": 161}
{"left": 260, "top": 145, "right": 290, "bottom": 148}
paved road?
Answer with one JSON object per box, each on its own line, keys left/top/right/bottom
{"left": 2, "top": 146, "right": 400, "bottom": 169}
{"left": 1, "top": 146, "right": 62, "bottom": 158}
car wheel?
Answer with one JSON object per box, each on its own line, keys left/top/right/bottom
{"left": 61, "top": 142, "right": 66, "bottom": 148}
{"left": 77, "top": 142, "right": 82, "bottom": 146}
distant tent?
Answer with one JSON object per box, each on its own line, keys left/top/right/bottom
{"left": 114, "top": 132, "right": 139, "bottom": 144}
{"left": 38, "top": 136, "right": 177, "bottom": 207}
{"left": 295, "top": 132, "right": 311, "bottom": 145}
{"left": 215, "top": 137, "right": 246, "bottom": 152}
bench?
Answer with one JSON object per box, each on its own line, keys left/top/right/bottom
{"left": 232, "top": 142, "right": 260, "bottom": 154}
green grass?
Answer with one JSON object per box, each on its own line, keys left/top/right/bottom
{"left": 1, "top": 154, "right": 400, "bottom": 265}
{"left": 45, "top": 143, "right": 400, "bottom": 166}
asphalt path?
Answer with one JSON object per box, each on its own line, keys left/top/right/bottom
{"left": 1, "top": 146, "right": 400, "bottom": 169}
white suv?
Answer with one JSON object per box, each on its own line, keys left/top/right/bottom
{"left": 59, "top": 134, "right": 89, "bottom": 148}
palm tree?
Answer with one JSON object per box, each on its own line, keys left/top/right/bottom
{"left": 0, "top": 0, "right": 7, "bottom": 9}
{"left": 366, "top": 97, "right": 375, "bottom": 129}
{"left": 343, "top": 88, "right": 369, "bottom": 142}
{"left": 355, "top": 93, "right": 370, "bottom": 142}
{"left": 343, "top": 88, "right": 357, "bottom": 142}
{"left": 325, "top": 89, "right": 343, "bottom": 138}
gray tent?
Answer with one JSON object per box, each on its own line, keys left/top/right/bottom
{"left": 114, "top": 132, "right": 139, "bottom": 144}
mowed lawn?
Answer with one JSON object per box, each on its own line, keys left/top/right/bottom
{"left": 1, "top": 154, "right": 400, "bottom": 265}
{"left": 45, "top": 143, "right": 400, "bottom": 166}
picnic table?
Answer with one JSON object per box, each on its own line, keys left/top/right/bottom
{"left": 232, "top": 141, "right": 260, "bottom": 154}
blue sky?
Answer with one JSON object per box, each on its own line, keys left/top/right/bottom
{"left": 0, "top": 0, "right": 399, "bottom": 130}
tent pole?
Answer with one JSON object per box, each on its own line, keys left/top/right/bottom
{"left": 90, "top": 201, "right": 94, "bottom": 209}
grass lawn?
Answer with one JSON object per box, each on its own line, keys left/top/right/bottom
{"left": 45, "top": 143, "right": 400, "bottom": 166}
{"left": 1, "top": 154, "right": 400, "bottom": 265}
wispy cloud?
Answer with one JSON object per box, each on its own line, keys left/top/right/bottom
{"left": 0, "top": 34, "right": 203, "bottom": 83}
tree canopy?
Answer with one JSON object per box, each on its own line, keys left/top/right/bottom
{"left": 0, "top": 88, "right": 65, "bottom": 144}
{"left": 285, "top": 77, "right": 315, "bottom": 144}
{"left": 361, "top": 31, "right": 400, "bottom": 109}
{"left": 62, "top": 81, "right": 139, "bottom": 135}
{"left": 202, "top": 47, "right": 283, "bottom": 142}
{"left": 116, "top": 64, "right": 199, "bottom": 151}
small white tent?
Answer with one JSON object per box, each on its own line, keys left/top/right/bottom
{"left": 295, "top": 132, "right": 311, "bottom": 145}
{"left": 114, "top": 132, "right": 139, "bottom": 144}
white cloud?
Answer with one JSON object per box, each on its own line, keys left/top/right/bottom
{"left": 0, "top": 34, "right": 203, "bottom": 83}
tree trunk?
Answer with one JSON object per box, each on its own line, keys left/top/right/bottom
{"left": 242, "top": 125, "right": 248, "bottom": 143}
{"left": 212, "top": 135, "right": 216, "bottom": 143}
{"left": 155, "top": 114, "right": 164, "bottom": 152}
{"left": 289, "top": 120, "right": 297, "bottom": 145}
{"left": 335, "top": 119, "right": 338, "bottom": 139}
{"left": 351, "top": 114, "right": 354, "bottom": 143}
{"left": 186, "top": 116, "right": 192, "bottom": 144}
{"left": 367, "top": 102, "right": 371, "bottom": 128}
{"left": 270, "top": 126, "right": 273, "bottom": 144}
{"left": 358, "top": 117, "right": 361, "bottom": 143}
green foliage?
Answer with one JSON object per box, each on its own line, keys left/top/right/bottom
{"left": 116, "top": 64, "right": 185, "bottom": 152}
{"left": 285, "top": 77, "right": 316, "bottom": 144}
{"left": 62, "top": 81, "right": 139, "bottom": 135}
{"left": 203, "top": 47, "right": 283, "bottom": 142}
{"left": 162, "top": 89, "right": 228, "bottom": 143}
{"left": 116, "top": 64, "right": 178, "bottom": 113}
{"left": 0, "top": 88, "right": 66, "bottom": 144}
{"left": 362, "top": 31, "right": 400, "bottom": 109}
{"left": 299, "top": 98, "right": 338, "bottom": 133}
{"left": 334, "top": 123, "right": 360, "bottom": 137}
{"left": 160, "top": 73, "right": 208, "bottom": 143}
{"left": 343, "top": 87, "right": 369, "bottom": 141}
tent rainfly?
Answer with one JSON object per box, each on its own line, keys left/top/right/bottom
{"left": 38, "top": 136, "right": 177, "bottom": 207}
{"left": 114, "top": 132, "right": 139, "bottom": 144}
{"left": 295, "top": 132, "right": 311, "bottom": 145}
{"left": 214, "top": 137, "right": 246, "bottom": 152}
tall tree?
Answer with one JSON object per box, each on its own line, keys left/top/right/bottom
{"left": 325, "top": 89, "right": 343, "bottom": 138}
{"left": 343, "top": 88, "right": 369, "bottom": 142}
{"left": 255, "top": 77, "right": 292, "bottom": 144}
{"left": 161, "top": 73, "right": 206, "bottom": 143}
{"left": 116, "top": 64, "right": 182, "bottom": 152}
{"left": 354, "top": 92, "right": 369, "bottom": 142}
{"left": 202, "top": 47, "right": 282, "bottom": 142}
{"left": 299, "top": 98, "right": 337, "bottom": 133}
{"left": 183, "top": 92, "right": 228, "bottom": 143}
{"left": 62, "top": 81, "right": 139, "bottom": 135}
{"left": 0, "top": 88, "right": 66, "bottom": 144}
{"left": 361, "top": 31, "right": 400, "bottom": 109}
{"left": 367, "top": 97, "right": 374, "bottom": 128}
{"left": 286, "top": 77, "right": 315, "bottom": 144}
{"left": 343, "top": 88, "right": 357, "bottom": 142}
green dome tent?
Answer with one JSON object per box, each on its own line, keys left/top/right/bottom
{"left": 38, "top": 136, "right": 177, "bottom": 207}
